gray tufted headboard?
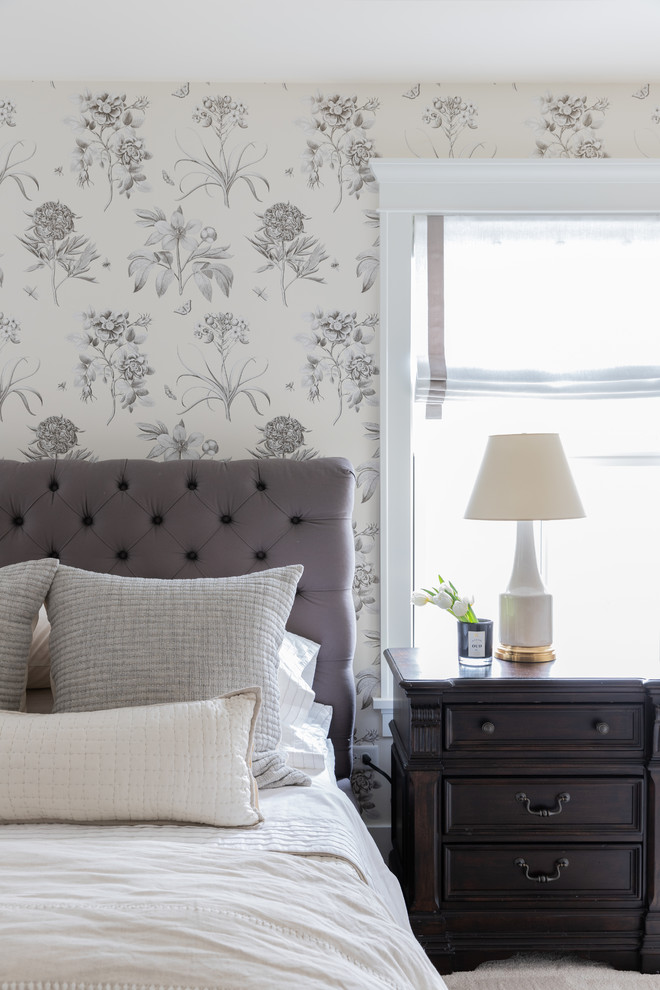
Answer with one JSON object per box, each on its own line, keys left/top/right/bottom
{"left": 0, "top": 456, "right": 357, "bottom": 781}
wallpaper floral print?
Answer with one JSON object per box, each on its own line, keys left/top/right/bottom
{"left": 0, "top": 140, "right": 38, "bottom": 205}
{"left": 68, "top": 91, "right": 152, "bottom": 209}
{"left": 70, "top": 308, "right": 154, "bottom": 422}
{"left": 249, "top": 202, "right": 328, "bottom": 305}
{"left": 20, "top": 200, "right": 100, "bottom": 306}
{"left": 178, "top": 309, "right": 269, "bottom": 420}
{"left": 0, "top": 79, "right": 657, "bottom": 824}
{"left": 298, "top": 309, "right": 378, "bottom": 424}
{"left": 529, "top": 92, "right": 610, "bottom": 158}
{"left": 299, "top": 92, "right": 379, "bottom": 210}
{"left": 0, "top": 310, "right": 41, "bottom": 422}
{"left": 177, "top": 93, "right": 269, "bottom": 206}
{"left": 129, "top": 206, "right": 234, "bottom": 301}
{"left": 421, "top": 95, "right": 479, "bottom": 157}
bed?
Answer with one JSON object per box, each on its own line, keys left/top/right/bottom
{"left": 0, "top": 456, "right": 446, "bottom": 990}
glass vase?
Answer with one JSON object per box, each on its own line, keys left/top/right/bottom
{"left": 457, "top": 618, "right": 493, "bottom": 666}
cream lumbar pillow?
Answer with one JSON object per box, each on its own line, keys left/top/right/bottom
{"left": 0, "top": 558, "right": 59, "bottom": 711}
{"left": 46, "top": 563, "right": 309, "bottom": 789}
{"left": 0, "top": 690, "right": 263, "bottom": 827}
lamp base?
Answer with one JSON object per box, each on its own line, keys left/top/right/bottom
{"left": 495, "top": 643, "right": 556, "bottom": 664}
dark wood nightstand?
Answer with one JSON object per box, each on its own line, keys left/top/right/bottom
{"left": 384, "top": 647, "right": 660, "bottom": 975}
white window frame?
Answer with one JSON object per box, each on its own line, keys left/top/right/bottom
{"left": 372, "top": 158, "right": 660, "bottom": 732}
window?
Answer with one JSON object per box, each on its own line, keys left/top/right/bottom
{"left": 413, "top": 213, "right": 660, "bottom": 663}
{"left": 372, "top": 159, "right": 660, "bottom": 716}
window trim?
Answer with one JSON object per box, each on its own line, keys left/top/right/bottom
{"left": 372, "top": 158, "right": 660, "bottom": 717}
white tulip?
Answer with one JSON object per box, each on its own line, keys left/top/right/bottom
{"left": 431, "top": 591, "right": 453, "bottom": 610}
{"left": 414, "top": 574, "right": 478, "bottom": 623}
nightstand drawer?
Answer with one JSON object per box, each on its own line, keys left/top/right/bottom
{"left": 444, "top": 843, "right": 643, "bottom": 902}
{"left": 444, "top": 777, "right": 644, "bottom": 836}
{"left": 445, "top": 704, "right": 644, "bottom": 753}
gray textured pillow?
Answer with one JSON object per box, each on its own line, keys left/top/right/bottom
{"left": 46, "top": 563, "right": 308, "bottom": 789}
{"left": 0, "top": 559, "right": 60, "bottom": 711}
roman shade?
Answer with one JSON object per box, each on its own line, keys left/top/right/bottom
{"left": 414, "top": 213, "right": 660, "bottom": 415}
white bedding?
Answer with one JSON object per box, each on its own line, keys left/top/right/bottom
{"left": 0, "top": 767, "right": 447, "bottom": 990}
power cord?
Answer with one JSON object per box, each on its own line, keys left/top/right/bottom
{"left": 361, "top": 753, "right": 392, "bottom": 784}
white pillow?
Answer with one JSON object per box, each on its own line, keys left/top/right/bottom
{"left": 0, "top": 690, "right": 262, "bottom": 827}
{"left": 282, "top": 701, "right": 333, "bottom": 771}
{"left": 26, "top": 605, "right": 51, "bottom": 690}
{"left": 277, "top": 631, "right": 320, "bottom": 729}
{"left": 277, "top": 633, "right": 332, "bottom": 771}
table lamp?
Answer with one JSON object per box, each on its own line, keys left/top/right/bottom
{"left": 464, "top": 433, "right": 585, "bottom": 662}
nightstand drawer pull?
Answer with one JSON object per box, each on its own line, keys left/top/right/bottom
{"left": 514, "top": 857, "right": 569, "bottom": 883}
{"left": 596, "top": 721, "right": 610, "bottom": 735}
{"left": 515, "top": 791, "right": 570, "bottom": 817}
{"left": 481, "top": 720, "right": 496, "bottom": 734}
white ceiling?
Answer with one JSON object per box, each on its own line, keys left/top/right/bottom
{"left": 3, "top": 0, "right": 660, "bottom": 83}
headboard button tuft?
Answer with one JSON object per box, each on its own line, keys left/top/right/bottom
{"left": 49, "top": 481, "right": 59, "bottom": 492}
{"left": 152, "top": 515, "right": 163, "bottom": 525}
{"left": 117, "top": 549, "right": 129, "bottom": 560}
{"left": 82, "top": 516, "right": 93, "bottom": 526}
{"left": 187, "top": 481, "right": 198, "bottom": 490}
{"left": 118, "top": 481, "right": 128, "bottom": 491}
{"left": 220, "top": 514, "right": 232, "bottom": 524}
{"left": 13, "top": 516, "right": 23, "bottom": 527}
{"left": 291, "top": 516, "right": 301, "bottom": 525}
{"left": 255, "top": 550, "right": 267, "bottom": 560}
{"left": 186, "top": 550, "right": 198, "bottom": 561}
{"left": 256, "top": 482, "right": 266, "bottom": 491}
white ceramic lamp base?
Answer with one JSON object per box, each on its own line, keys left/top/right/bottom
{"left": 495, "top": 520, "right": 556, "bottom": 663}
{"left": 496, "top": 590, "right": 555, "bottom": 662}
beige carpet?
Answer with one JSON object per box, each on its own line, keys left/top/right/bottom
{"left": 443, "top": 954, "right": 660, "bottom": 989}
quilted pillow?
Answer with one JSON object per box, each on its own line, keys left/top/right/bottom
{"left": 46, "top": 563, "right": 308, "bottom": 789}
{"left": 0, "top": 690, "right": 262, "bottom": 827}
{"left": 26, "top": 612, "right": 321, "bottom": 731}
{"left": 0, "top": 559, "right": 59, "bottom": 711}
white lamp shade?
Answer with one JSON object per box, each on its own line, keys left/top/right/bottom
{"left": 464, "top": 433, "right": 585, "bottom": 521}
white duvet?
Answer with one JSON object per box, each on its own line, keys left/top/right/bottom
{"left": 0, "top": 768, "right": 447, "bottom": 990}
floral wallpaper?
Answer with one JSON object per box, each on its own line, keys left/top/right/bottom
{"left": 1, "top": 80, "right": 658, "bottom": 823}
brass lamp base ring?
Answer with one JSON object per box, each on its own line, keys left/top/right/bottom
{"left": 495, "top": 644, "right": 556, "bottom": 664}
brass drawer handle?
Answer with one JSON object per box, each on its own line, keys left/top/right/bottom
{"left": 595, "top": 721, "right": 610, "bottom": 735}
{"left": 516, "top": 791, "right": 570, "bottom": 817}
{"left": 514, "top": 857, "right": 569, "bottom": 883}
{"left": 481, "top": 720, "right": 495, "bottom": 734}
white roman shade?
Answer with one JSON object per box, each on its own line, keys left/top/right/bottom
{"left": 414, "top": 213, "right": 660, "bottom": 415}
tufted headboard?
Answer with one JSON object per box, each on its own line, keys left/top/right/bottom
{"left": 0, "top": 456, "right": 357, "bottom": 781}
